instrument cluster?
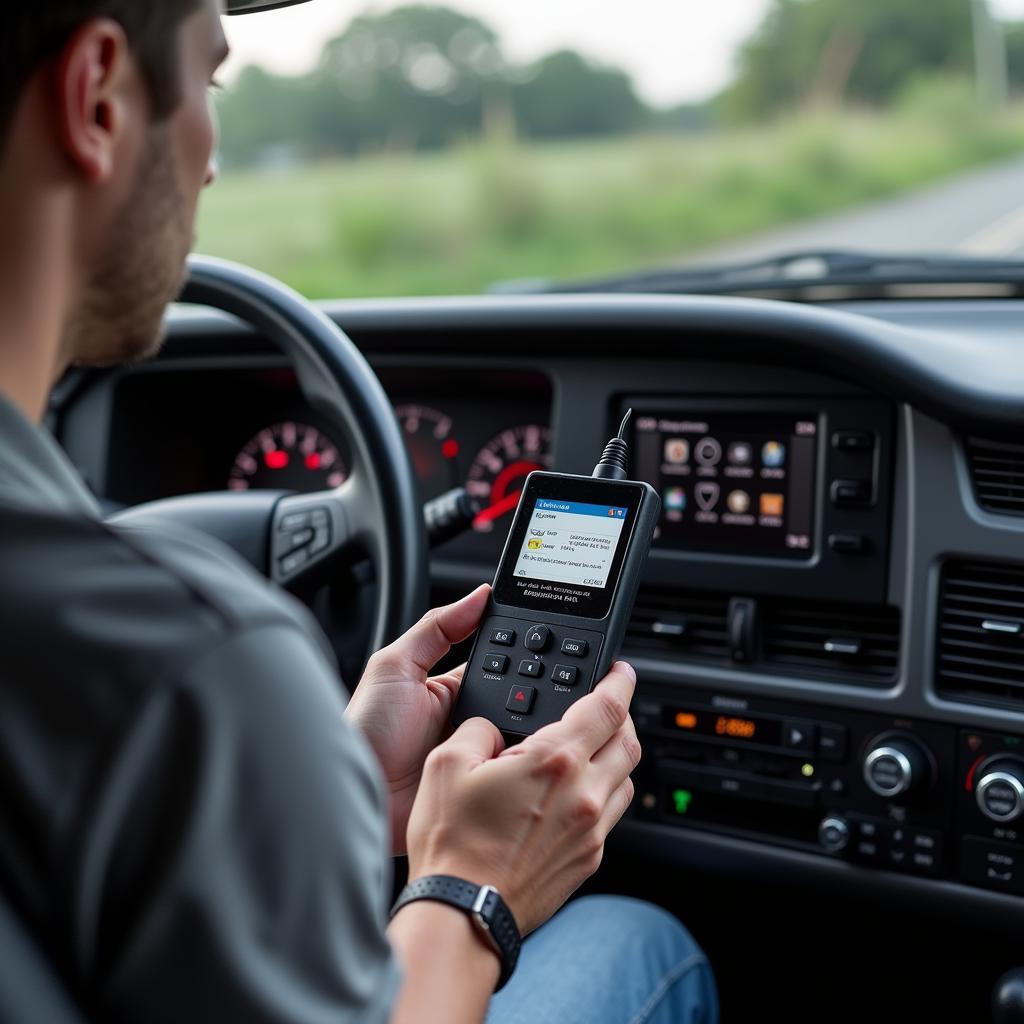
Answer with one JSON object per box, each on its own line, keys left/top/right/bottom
{"left": 105, "top": 363, "right": 553, "bottom": 563}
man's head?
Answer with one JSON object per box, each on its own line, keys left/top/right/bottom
{"left": 0, "top": 0, "right": 228, "bottom": 372}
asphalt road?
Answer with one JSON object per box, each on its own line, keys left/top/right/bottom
{"left": 691, "top": 154, "right": 1024, "bottom": 265}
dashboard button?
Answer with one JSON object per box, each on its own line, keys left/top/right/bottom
{"left": 483, "top": 654, "right": 509, "bottom": 674}
{"left": 828, "top": 533, "right": 868, "bottom": 555}
{"left": 830, "top": 479, "right": 872, "bottom": 507}
{"left": 506, "top": 685, "right": 536, "bottom": 714}
{"left": 817, "top": 724, "right": 847, "bottom": 762}
{"left": 518, "top": 659, "right": 543, "bottom": 678}
{"left": 827, "top": 481, "right": 868, "bottom": 509}
{"left": 561, "top": 638, "right": 588, "bottom": 657}
{"left": 963, "top": 838, "right": 1024, "bottom": 894}
{"left": 783, "top": 720, "right": 816, "bottom": 752}
{"left": 525, "top": 625, "right": 551, "bottom": 652}
{"left": 832, "top": 430, "right": 875, "bottom": 452}
{"left": 490, "top": 628, "right": 516, "bottom": 646}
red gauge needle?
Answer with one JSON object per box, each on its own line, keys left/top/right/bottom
{"left": 473, "top": 491, "right": 520, "bottom": 527}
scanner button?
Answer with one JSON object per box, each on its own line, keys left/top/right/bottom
{"left": 482, "top": 654, "right": 509, "bottom": 674}
{"left": 518, "top": 659, "right": 543, "bottom": 678}
{"left": 552, "top": 664, "right": 578, "bottom": 686}
{"left": 490, "top": 628, "right": 516, "bottom": 646}
{"left": 525, "top": 625, "right": 551, "bottom": 652}
{"left": 561, "top": 638, "right": 588, "bottom": 657}
{"left": 506, "top": 685, "right": 536, "bottom": 714}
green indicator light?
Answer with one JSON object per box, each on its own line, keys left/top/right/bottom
{"left": 672, "top": 789, "right": 693, "bottom": 815}
{"left": 1005, "top": 737, "right": 1020, "bottom": 747}
{"left": 801, "top": 763, "right": 815, "bottom": 778}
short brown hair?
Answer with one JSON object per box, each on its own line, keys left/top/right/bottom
{"left": 0, "top": 1, "right": 203, "bottom": 139}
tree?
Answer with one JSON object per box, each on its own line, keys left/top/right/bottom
{"left": 510, "top": 50, "right": 646, "bottom": 139}
{"left": 719, "top": 0, "right": 975, "bottom": 121}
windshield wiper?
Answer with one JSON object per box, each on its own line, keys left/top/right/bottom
{"left": 493, "top": 249, "right": 1024, "bottom": 299}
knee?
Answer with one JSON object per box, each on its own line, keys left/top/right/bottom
{"left": 558, "top": 895, "right": 707, "bottom": 966}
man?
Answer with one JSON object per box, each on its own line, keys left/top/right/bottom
{"left": 0, "top": 2, "right": 717, "bottom": 1022}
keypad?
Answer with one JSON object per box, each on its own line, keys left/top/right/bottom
{"left": 461, "top": 616, "right": 606, "bottom": 732}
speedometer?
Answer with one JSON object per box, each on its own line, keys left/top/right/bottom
{"left": 466, "top": 424, "right": 552, "bottom": 533}
{"left": 228, "top": 421, "right": 347, "bottom": 492}
{"left": 394, "top": 404, "right": 461, "bottom": 500}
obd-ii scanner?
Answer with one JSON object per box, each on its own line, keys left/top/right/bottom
{"left": 453, "top": 412, "right": 660, "bottom": 737}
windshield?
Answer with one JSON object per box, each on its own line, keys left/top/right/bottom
{"left": 199, "top": 0, "right": 1024, "bottom": 297}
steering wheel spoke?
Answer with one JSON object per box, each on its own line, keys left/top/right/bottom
{"left": 271, "top": 477, "right": 375, "bottom": 586}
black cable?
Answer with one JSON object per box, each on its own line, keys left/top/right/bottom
{"left": 592, "top": 408, "right": 632, "bottom": 480}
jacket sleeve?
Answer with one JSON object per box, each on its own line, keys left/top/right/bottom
{"left": 71, "top": 621, "right": 400, "bottom": 1024}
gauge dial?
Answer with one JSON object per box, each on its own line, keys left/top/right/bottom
{"left": 466, "top": 424, "right": 553, "bottom": 532}
{"left": 228, "top": 421, "right": 347, "bottom": 493}
{"left": 394, "top": 404, "right": 461, "bottom": 500}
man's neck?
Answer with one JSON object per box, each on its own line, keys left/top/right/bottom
{"left": 0, "top": 201, "right": 75, "bottom": 424}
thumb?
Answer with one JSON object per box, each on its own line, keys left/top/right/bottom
{"left": 370, "top": 583, "right": 490, "bottom": 677}
{"left": 438, "top": 716, "right": 506, "bottom": 768}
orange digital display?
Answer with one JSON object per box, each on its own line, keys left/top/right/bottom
{"left": 674, "top": 712, "right": 698, "bottom": 730}
{"left": 714, "top": 715, "right": 757, "bottom": 739}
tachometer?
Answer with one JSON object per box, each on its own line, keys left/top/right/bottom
{"left": 466, "top": 424, "right": 553, "bottom": 533}
{"left": 394, "top": 404, "right": 461, "bottom": 500}
{"left": 228, "top": 421, "right": 347, "bottom": 492}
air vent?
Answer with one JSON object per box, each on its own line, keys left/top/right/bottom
{"left": 967, "top": 437, "right": 1024, "bottom": 516}
{"left": 937, "top": 560, "right": 1024, "bottom": 709}
{"left": 762, "top": 600, "right": 900, "bottom": 685}
{"left": 625, "top": 588, "right": 730, "bottom": 661}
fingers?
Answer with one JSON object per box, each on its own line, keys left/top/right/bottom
{"left": 589, "top": 716, "right": 642, "bottom": 800}
{"left": 369, "top": 584, "right": 490, "bottom": 677}
{"left": 430, "top": 716, "right": 505, "bottom": 769}
{"left": 555, "top": 661, "right": 637, "bottom": 758}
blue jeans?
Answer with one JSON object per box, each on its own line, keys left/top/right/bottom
{"left": 487, "top": 895, "right": 718, "bottom": 1024}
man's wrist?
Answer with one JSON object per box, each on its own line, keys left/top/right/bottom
{"left": 389, "top": 898, "right": 502, "bottom": 986}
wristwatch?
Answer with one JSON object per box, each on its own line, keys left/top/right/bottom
{"left": 390, "top": 875, "right": 522, "bottom": 991}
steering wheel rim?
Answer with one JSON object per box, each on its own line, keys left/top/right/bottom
{"left": 179, "top": 254, "right": 429, "bottom": 653}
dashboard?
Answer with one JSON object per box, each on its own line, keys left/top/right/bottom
{"left": 52, "top": 292, "right": 1024, "bottom": 931}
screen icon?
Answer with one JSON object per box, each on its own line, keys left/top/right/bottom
{"left": 760, "top": 493, "right": 785, "bottom": 517}
{"left": 695, "top": 482, "right": 720, "bottom": 511}
{"left": 727, "top": 442, "right": 753, "bottom": 466}
{"left": 761, "top": 441, "right": 786, "bottom": 468}
{"left": 727, "top": 489, "right": 751, "bottom": 514}
{"left": 664, "top": 438, "right": 689, "bottom": 464}
{"left": 664, "top": 487, "right": 686, "bottom": 512}
{"left": 528, "top": 537, "right": 543, "bottom": 549}
{"left": 695, "top": 437, "right": 722, "bottom": 467}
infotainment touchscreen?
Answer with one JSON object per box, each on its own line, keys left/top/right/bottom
{"left": 633, "top": 411, "right": 817, "bottom": 559}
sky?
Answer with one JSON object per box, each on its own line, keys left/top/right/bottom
{"left": 222, "top": 0, "right": 1024, "bottom": 108}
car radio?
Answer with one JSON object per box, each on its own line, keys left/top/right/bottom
{"left": 630, "top": 684, "right": 1024, "bottom": 900}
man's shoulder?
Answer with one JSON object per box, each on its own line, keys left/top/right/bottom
{"left": 0, "top": 500, "right": 331, "bottom": 692}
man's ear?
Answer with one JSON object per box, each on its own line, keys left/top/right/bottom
{"left": 55, "top": 19, "right": 137, "bottom": 184}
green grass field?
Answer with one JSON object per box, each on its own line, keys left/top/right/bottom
{"left": 197, "top": 88, "right": 1024, "bottom": 298}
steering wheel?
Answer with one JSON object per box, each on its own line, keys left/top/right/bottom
{"left": 113, "top": 255, "right": 429, "bottom": 665}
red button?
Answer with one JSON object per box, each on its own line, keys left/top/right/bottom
{"left": 506, "top": 685, "right": 536, "bottom": 714}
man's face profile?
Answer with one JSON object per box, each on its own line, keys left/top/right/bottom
{"left": 68, "top": 0, "right": 227, "bottom": 369}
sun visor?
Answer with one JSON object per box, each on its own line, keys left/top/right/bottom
{"left": 227, "top": 0, "right": 316, "bottom": 15}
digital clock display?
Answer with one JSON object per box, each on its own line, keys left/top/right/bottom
{"left": 663, "top": 707, "right": 782, "bottom": 747}
{"left": 714, "top": 715, "right": 757, "bottom": 739}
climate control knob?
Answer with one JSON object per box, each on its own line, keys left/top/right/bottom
{"left": 863, "top": 736, "right": 929, "bottom": 799}
{"left": 976, "top": 761, "right": 1024, "bottom": 823}
{"left": 818, "top": 816, "right": 850, "bottom": 854}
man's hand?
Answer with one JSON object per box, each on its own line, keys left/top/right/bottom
{"left": 345, "top": 584, "right": 490, "bottom": 853}
{"left": 404, "top": 662, "right": 641, "bottom": 936}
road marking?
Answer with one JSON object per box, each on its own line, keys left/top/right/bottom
{"left": 960, "top": 201, "right": 1024, "bottom": 254}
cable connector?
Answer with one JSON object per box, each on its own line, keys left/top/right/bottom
{"left": 592, "top": 409, "right": 632, "bottom": 480}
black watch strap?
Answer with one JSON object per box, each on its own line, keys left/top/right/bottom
{"left": 391, "top": 875, "right": 521, "bottom": 991}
